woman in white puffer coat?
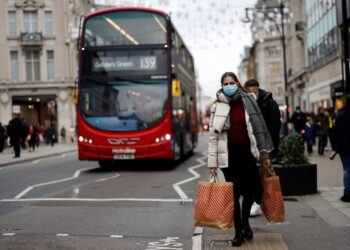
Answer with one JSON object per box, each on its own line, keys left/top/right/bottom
{"left": 208, "top": 72, "right": 273, "bottom": 247}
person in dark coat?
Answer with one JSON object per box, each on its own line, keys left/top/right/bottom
{"left": 302, "top": 116, "right": 317, "bottom": 155}
{"left": 244, "top": 79, "right": 281, "bottom": 160}
{"left": 334, "top": 95, "right": 350, "bottom": 202}
{"left": 244, "top": 79, "right": 281, "bottom": 217}
{"left": 8, "top": 114, "right": 23, "bottom": 158}
{"left": 315, "top": 107, "right": 329, "bottom": 155}
{"left": 291, "top": 106, "right": 307, "bottom": 134}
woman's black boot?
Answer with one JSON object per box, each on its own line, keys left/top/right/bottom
{"left": 242, "top": 221, "right": 253, "bottom": 240}
{"left": 232, "top": 229, "right": 245, "bottom": 247}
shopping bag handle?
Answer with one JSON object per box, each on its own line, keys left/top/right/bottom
{"left": 265, "top": 164, "right": 277, "bottom": 177}
{"left": 209, "top": 175, "right": 219, "bottom": 183}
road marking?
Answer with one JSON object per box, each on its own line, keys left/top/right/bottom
{"left": 72, "top": 188, "right": 80, "bottom": 198}
{"left": 147, "top": 237, "right": 183, "bottom": 250}
{"left": 95, "top": 174, "right": 120, "bottom": 183}
{"left": 192, "top": 234, "right": 202, "bottom": 250}
{"left": 56, "top": 234, "right": 69, "bottom": 237}
{"left": 1, "top": 198, "right": 193, "bottom": 202}
{"left": 110, "top": 235, "right": 123, "bottom": 238}
{"left": 173, "top": 152, "right": 206, "bottom": 199}
{"left": 2, "top": 233, "right": 15, "bottom": 236}
{"left": 13, "top": 166, "right": 96, "bottom": 199}
{"left": 32, "top": 160, "right": 40, "bottom": 164}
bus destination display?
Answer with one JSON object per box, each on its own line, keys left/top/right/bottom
{"left": 92, "top": 56, "right": 157, "bottom": 72}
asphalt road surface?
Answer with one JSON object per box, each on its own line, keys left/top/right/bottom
{"left": 0, "top": 135, "right": 211, "bottom": 250}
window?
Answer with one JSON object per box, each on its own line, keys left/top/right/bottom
{"left": 23, "top": 11, "right": 38, "bottom": 33}
{"left": 25, "top": 51, "right": 40, "bottom": 81}
{"left": 10, "top": 51, "right": 19, "bottom": 81}
{"left": 8, "top": 11, "right": 17, "bottom": 37}
{"left": 47, "top": 50, "right": 55, "bottom": 81}
{"left": 45, "top": 11, "right": 53, "bottom": 36}
{"left": 268, "top": 62, "right": 282, "bottom": 76}
{"left": 84, "top": 11, "right": 167, "bottom": 46}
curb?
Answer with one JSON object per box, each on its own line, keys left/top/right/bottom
{"left": 0, "top": 149, "right": 78, "bottom": 168}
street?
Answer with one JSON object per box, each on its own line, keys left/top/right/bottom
{"left": 1, "top": 134, "right": 350, "bottom": 250}
{"left": 0, "top": 136, "right": 209, "bottom": 250}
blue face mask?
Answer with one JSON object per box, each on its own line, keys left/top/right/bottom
{"left": 223, "top": 84, "right": 238, "bottom": 96}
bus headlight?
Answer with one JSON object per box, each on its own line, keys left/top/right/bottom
{"left": 155, "top": 134, "right": 171, "bottom": 143}
{"left": 79, "top": 135, "right": 93, "bottom": 144}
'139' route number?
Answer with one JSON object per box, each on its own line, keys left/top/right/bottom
{"left": 146, "top": 237, "right": 183, "bottom": 250}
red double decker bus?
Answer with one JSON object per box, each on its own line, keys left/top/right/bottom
{"left": 77, "top": 7, "right": 198, "bottom": 167}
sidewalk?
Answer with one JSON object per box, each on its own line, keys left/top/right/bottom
{"left": 0, "top": 142, "right": 77, "bottom": 168}
{"left": 202, "top": 149, "right": 350, "bottom": 250}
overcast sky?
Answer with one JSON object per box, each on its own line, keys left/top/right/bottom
{"left": 95, "top": 0, "right": 257, "bottom": 98}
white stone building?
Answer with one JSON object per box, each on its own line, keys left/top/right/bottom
{"left": 0, "top": 0, "right": 93, "bottom": 140}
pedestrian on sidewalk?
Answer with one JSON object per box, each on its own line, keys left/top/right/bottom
{"left": 60, "top": 126, "right": 66, "bottom": 143}
{"left": 208, "top": 72, "right": 273, "bottom": 247}
{"left": 315, "top": 107, "right": 329, "bottom": 155}
{"left": 28, "top": 124, "right": 38, "bottom": 152}
{"left": 302, "top": 116, "right": 317, "bottom": 155}
{"left": 8, "top": 114, "right": 23, "bottom": 158}
{"left": 244, "top": 79, "right": 281, "bottom": 217}
{"left": 291, "top": 106, "right": 306, "bottom": 134}
{"left": 334, "top": 95, "right": 350, "bottom": 202}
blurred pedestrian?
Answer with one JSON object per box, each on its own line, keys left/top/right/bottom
{"left": 315, "top": 107, "right": 329, "bottom": 155}
{"left": 327, "top": 107, "right": 336, "bottom": 152}
{"left": 334, "top": 95, "right": 350, "bottom": 202}
{"left": 291, "top": 106, "right": 306, "bottom": 134}
{"left": 45, "top": 127, "right": 55, "bottom": 147}
{"left": 60, "top": 126, "right": 67, "bottom": 143}
{"left": 279, "top": 110, "right": 288, "bottom": 139}
{"left": 8, "top": 114, "right": 23, "bottom": 158}
{"left": 208, "top": 72, "right": 273, "bottom": 246}
{"left": 28, "top": 124, "right": 37, "bottom": 152}
{"left": 302, "top": 116, "right": 317, "bottom": 155}
{"left": 244, "top": 79, "right": 281, "bottom": 217}
{"left": 0, "top": 123, "right": 5, "bottom": 153}
{"left": 20, "top": 118, "right": 28, "bottom": 150}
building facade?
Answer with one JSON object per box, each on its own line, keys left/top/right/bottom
{"left": 304, "top": 0, "right": 342, "bottom": 112}
{"left": 244, "top": 0, "right": 286, "bottom": 106}
{"left": 0, "top": 0, "right": 93, "bottom": 140}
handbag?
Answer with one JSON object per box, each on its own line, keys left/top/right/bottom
{"left": 194, "top": 175, "right": 234, "bottom": 230}
{"left": 260, "top": 165, "right": 285, "bottom": 223}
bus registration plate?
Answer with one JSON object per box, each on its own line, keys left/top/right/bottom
{"left": 113, "top": 154, "right": 135, "bottom": 160}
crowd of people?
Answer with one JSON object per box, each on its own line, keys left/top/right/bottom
{"left": 0, "top": 114, "right": 70, "bottom": 158}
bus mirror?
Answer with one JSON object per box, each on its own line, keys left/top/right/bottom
{"left": 73, "top": 88, "right": 78, "bottom": 105}
{"left": 73, "top": 78, "right": 78, "bottom": 105}
{"left": 172, "top": 80, "right": 181, "bottom": 97}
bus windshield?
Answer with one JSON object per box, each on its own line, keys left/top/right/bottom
{"left": 80, "top": 79, "right": 168, "bottom": 131}
{"left": 84, "top": 11, "right": 167, "bottom": 47}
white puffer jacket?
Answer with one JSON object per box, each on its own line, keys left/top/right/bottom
{"left": 207, "top": 101, "right": 267, "bottom": 169}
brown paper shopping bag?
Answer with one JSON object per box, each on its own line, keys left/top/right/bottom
{"left": 194, "top": 176, "right": 234, "bottom": 230}
{"left": 260, "top": 165, "right": 285, "bottom": 223}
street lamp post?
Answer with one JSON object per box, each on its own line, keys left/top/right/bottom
{"left": 243, "top": 1, "right": 290, "bottom": 121}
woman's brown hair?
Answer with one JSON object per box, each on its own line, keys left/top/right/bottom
{"left": 220, "top": 72, "right": 246, "bottom": 91}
